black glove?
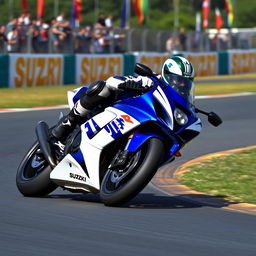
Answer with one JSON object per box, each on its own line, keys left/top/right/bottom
{"left": 118, "top": 80, "right": 149, "bottom": 92}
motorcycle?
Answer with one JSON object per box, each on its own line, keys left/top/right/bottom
{"left": 16, "top": 63, "right": 222, "bottom": 206}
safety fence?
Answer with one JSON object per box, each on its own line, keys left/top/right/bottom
{"left": 1, "top": 49, "right": 256, "bottom": 88}
{"left": 2, "top": 26, "right": 256, "bottom": 55}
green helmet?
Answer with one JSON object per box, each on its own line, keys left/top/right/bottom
{"left": 162, "top": 56, "right": 195, "bottom": 103}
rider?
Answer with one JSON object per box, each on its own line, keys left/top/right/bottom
{"left": 52, "top": 56, "right": 195, "bottom": 143}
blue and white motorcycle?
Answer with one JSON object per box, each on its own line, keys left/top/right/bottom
{"left": 16, "top": 63, "right": 222, "bottom": 206}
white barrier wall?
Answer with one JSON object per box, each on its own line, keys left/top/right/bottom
{"left": 9, "top": 54, "right": 63, "bottom": 88}
{"left": 76, "top": 54, "right": 123, "bottom": 85}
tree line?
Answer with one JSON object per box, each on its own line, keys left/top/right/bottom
{"left": 0, "top": 0, "right": 255, "bottom": 30}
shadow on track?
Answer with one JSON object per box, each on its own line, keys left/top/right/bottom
{"left": 46, "top": 192, "right": 238, "bottom": 209}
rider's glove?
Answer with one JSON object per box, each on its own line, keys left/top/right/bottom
{"left": 118, "top": 80, "right": 150, "bottom": 92}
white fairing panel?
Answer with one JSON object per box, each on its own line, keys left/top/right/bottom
{"left": 153, "top": 86, "right": 174, "bottom": 129}
{"left": 50, "top": 107, "right": 140, "bottom": 191}
{"left": 67, "top": 87, "right": 84, "bottom": 109}
{"left": 185, "top": 118, "right": 202, "bottom": 132}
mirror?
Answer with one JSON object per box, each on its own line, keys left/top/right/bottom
{"left": 208, "top": 112, "right": 223, "bottom": 127}
{"left": 134, "top": 63, "right": 153, "bottom": 77}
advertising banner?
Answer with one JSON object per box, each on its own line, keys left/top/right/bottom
{"left": 76, "top": 54, "right": 123, "bottom": 85}
{"left": 184, "top": 52, "right": 218, "bottom": 77}
{"left": 9, "top": 54, "right": 63, "bottom": 88}
{"left": 229, "top": 50, "right": 256, "bottom": 74}
{"left": 135, "top": 53, "right": 170, "bottom": 74}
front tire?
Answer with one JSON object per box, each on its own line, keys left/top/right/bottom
{"left": 16, "top": 142, "right": 57, "bottom": 197}
{"left": 100, "top": 138, "right": 164, "bottom": 206}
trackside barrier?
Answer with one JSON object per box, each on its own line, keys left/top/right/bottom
{"left": 0, "top": 50, "right": 255, "bottom": 88}
{"left": 0, "top": 55, "right": 8, "bottom": 88}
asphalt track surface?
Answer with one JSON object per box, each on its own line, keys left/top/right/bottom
{"left": 1, "top": 95, "right": 256, "bottom": 256}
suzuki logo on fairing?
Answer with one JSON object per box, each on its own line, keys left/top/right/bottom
{"left": 70, "top": 173, "right": 86, "bottom": 182}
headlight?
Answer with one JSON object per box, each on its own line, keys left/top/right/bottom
{"left": 174, "top": 108, "right": 188, "bottom": 126}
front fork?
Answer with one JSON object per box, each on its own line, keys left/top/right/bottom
{"left": 109, "top": 132, "right": 180, "bottom": 170}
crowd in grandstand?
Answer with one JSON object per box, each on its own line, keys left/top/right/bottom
{"left": 0, "top": 11, "right": 127, "bottom": 54}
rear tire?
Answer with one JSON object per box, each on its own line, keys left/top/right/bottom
{"left": 16, "top": 142, "right": 57, "bottom": 197}
{"left": 100, "top": 138, "right": 164, "bottom": 206}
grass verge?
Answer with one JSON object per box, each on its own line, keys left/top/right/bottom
{"left": 0, "top": 86, "right": 76, "bottom": 108}
{"left": 0, "top": 79, "right": 256, "bottom": 108}
{"left": 178, "top": 148, "right": 256, "bottom": 204}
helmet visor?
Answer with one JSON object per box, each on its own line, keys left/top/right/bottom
{"left": 163, "top": 72, "right": 195, "bottom": 103}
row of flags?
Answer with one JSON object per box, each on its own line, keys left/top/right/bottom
{"left": 20, "top": 0, "right": 83, "bottom": 26}
{"left": 20, "top": 0, "right": 234, "bottom": 31}
{"left": 202, "top": 0, "right": 234, "bottom": 31}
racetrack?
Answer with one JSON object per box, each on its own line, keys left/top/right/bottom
{"left": 0, "top": 95, "right": 256, "bottom": 256}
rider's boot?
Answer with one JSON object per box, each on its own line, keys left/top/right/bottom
{"left": 51, "top": 101, "right": 91, "bottom": 143}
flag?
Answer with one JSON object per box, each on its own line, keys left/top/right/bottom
{"left": 133, "top": 0, "right": 148, "bottom": 25}
{"left": 225, "top": 0, "right": 234, "bottom": 28}
{"left": 21, "top": 0, "right": 28, "bottom": 12}
{"left": 71, "top": 0, "right": 83, "bottom": 27}
{"left": 215, "top": 8, "right": 224, "bottom": 31}
{"left": 121, "top": 0, "right": 127, "bottom": 28}
{"left": 202, "top": 0, "right": 210, "bottom": 29}
{"left": 37, "top": 0, "right": 44, "bottom": 19}
{"left": 195, "top": 12, "right": 201, "bottom": 42}
{"left": 196, "top": 12, "right": 201, "bottom": 33}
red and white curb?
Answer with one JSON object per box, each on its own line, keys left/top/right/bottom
{"left": 0, "top": 105, "right": 69, "bottom": 113}
{"left": 196, "top": 92, "right": 255, "bottom": 99}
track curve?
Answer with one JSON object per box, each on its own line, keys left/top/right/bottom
{"left": 1, "top": 95, "right": 256, "bottom": 256}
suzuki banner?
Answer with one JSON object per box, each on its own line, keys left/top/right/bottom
{"left": 184, "top": 52, "right": 218, "bottom": 77}
{"left": 76, "top": 54, "right": 123, "bottom": 85}
{"left": 9, "top": 54, "right": 63, "bottom": 88}
{"left": 229, "top": 50, "right": 256, "bottom": 74}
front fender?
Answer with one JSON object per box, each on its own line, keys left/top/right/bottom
{"left": 126, "top": 132, "right": 164, "bottom": 152}
{"left": 126, "top": 132, "right": 181, "bottom": 162}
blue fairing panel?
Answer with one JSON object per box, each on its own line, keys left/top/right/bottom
{"left": 72, "top": 87, "right": 88, "bottom": 105}
{"left": 112, "top": 92, "right": 158, "bottom": 123}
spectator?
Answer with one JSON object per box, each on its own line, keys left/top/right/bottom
{"left": 7, "top": 26, "right": 19, "bottom": 53}
{"left": 29, "top": 25, "right": 40, "bottom": 53}
{"left": 50, "top": 18, "right": 66, "bottom": 52}
{"left": 113, "top": 33, "right": 126, "bottom": 53}
{"left": 178, "top": 27, "right": 187, "bottom": 51}
{"left": 93, "top": 31, "right": 110, "bottom": 53}
{"left": 23, "top": 12, "right": 31, "bottom": 25}
{"left": 56, "top": 12, "right": 70, "bottom": 31}
{"left": 6, "top": 18, "right": 17, "bottom": 34}
{"left": 97, "top": 13, "right": 106, "bottom": 28}
{"left": 75, "top": 26, "right": 92, "bottom": 53}
{"left": 0, "top": 25, "right": 7, "bottom": 53}
{"left": 105, "top": 14, "right": 114, "bottom": 28}
{"left": 37, "top": 23, "right": 49, "bottom": 53}
{"left": 166, "top": 35, "right": 174, "bottom": 52}
{"left": 34, "top": 17, "right": 43, "bottom": 29}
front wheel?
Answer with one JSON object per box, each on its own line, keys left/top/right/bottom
{"left": 100, "top": 138, "right": 164, "bottom": 206}
{"left": 16, "top": 142, "right": 57, "bottom": 197}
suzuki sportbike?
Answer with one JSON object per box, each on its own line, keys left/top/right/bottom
{"left": 16, "top": 63, "right": 222, "bottom": 206}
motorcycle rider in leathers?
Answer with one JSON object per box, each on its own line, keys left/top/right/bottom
{"left": 52, "top": 56, "right": 195, "bottom": 144}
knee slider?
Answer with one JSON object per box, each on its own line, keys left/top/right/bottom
{"left": 86, "top": 80, "right": 106, "bottom": 96}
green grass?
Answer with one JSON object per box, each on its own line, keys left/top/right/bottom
{"left": 0, "top": 86, "right": 76, "bottom": 108}
{"left": 178, "top": 149, "right": 256, "bottom": 204}
{"left": 195, "top": 82, "right": 256, "bottom": 96}
{"left": 0, "top": 77, "right": 256, "bottom": 108}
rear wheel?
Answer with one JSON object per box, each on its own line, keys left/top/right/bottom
{"left": 16, "top": 142, "right": 57, "bottom": 197}
{"left": 100, "top": 138, "right": 164, "bottom": 206}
